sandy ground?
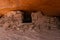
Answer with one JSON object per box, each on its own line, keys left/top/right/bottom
{"left": 0, "top": 11, "right": 60, "bottom": 40}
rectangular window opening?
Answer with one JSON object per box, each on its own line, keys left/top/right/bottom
{"left": 22, "top": 12, "right": 32, "bottom": 23}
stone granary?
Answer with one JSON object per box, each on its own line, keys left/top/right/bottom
{"left": 0, "top": 0, "right": 60, "bottom": 16}
{"left": 0, "top": 0, "right": 60, "bottom": 29}
{"left": 0, "top": 0, "right": 60, "bottom": 40}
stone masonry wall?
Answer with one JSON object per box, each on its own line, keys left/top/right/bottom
{"left": 0, "top": 11, "right": 59, "bottom": 32}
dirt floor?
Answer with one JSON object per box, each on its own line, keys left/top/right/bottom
{"left": 0, "top": 11, "right": 60, "bottom": 40}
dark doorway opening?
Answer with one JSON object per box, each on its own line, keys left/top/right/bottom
{"left": 22, "top": 11, "right": 32, "bottom": 23}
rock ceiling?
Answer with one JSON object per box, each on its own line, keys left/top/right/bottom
{"left": 0, "top": 0, "right": 60, "bottom": 16}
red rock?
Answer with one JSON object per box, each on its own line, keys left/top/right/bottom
{"left": 0, "top": 0, "right": 60, "bottom": 16}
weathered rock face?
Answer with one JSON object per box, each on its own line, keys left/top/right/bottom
{"left": 0, "top": 0, "right": 60, "bottom": 16}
